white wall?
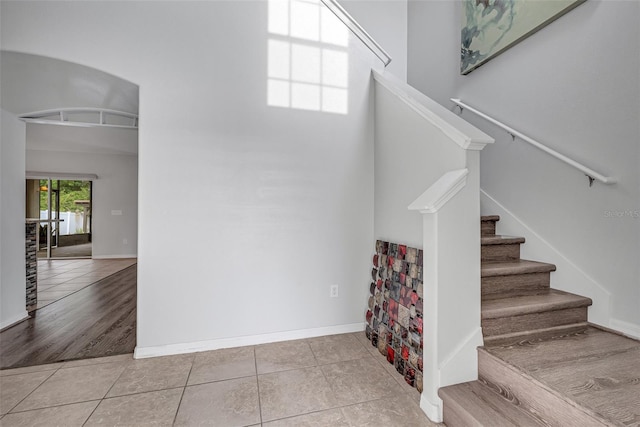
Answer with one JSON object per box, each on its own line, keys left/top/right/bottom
{"left": 407, "top": 0, "right": 640, "bottom": 333}
{"left": 0, "top": 109, "right": 28, "bottom": 329}
{"left": 341, "top": 0, "right": 408, "bottom": 80}
{"left": 26, "top": 128, "right": 138, "bottom": 259}
{"left": 0, "top": 0, "right": 409, "bottom": 352}
{"left": 374, "top": 78, "right": 466, "bottom": 247}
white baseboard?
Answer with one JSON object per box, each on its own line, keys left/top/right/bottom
{"left": 0, "top": 311, "right": 29, "bottom": 331}
{"left": 420, "top": 393, "right": 443, "bottom": 423}
{"left": 609, "top": 319, "right": 640, "bottom": 340}
{"left": 92, "top": 254, "right": 137, "bottom": 260}
{"left": 134, "top": 322, "right": 366, "bottom": 359}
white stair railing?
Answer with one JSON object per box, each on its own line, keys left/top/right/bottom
{"left": 451, "top": 99, "right": 616, "bottom": 186}
{"left": 320, "top": 0, "right": 391, "bottom": 66}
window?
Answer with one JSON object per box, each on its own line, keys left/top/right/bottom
{"left": 267, "top": 0, "right": 349, "bottom": 114}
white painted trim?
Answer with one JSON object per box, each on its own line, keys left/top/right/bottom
{"left": 134, "top": 322, "right": 365, "bottom": 359}
{"left": 408, "top": 169, "right": 468, "bottom": 214}
{"left": 26, "top": 171, "right": 98, "bottom": 180}
{"left": 92, "top": 254, "right": 137, "bottom": 259}
{"left": 439, "top": 327, "right": 483, "bottom": 386}
{"left": 420, "top": 392, "right": 443, "bottom": 423}
{"left": 0, "top": 311, "right": 29, "bottom": 331}
{"left": 609, "top": 319, "right": 640, "bottom": 340}
{"left": 372, "top": 71, "right": 494, "bottom": 151}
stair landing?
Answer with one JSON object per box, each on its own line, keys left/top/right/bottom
{"left": 441, "top": 326, "right": 640, "bottom": 426}
{"left": 484, "top": 326, "right": 640, "bottom": 426}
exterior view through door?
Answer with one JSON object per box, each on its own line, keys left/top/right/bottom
{"left": 26, "top": 178, "right": 93, "bottom": 258}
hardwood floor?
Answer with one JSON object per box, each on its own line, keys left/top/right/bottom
{"left": 0, "top": 265, "right": 136, "bottom": 369}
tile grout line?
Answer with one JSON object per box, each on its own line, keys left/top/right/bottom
{"left": 171, "top": 357, "right": 195, "bottom": 427}
{"left": 253, "top": 347, "right": 264, "bottom": 426}
{"left": 3, "top": 369, "right": 57, "bottom": 415}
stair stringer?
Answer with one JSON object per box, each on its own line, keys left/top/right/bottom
{"left": 480, "top": 189, "right": 611, "bottom": 329}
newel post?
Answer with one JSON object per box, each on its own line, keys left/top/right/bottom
{"left": 408, "top": 160, "right": 483, "bottom": 422}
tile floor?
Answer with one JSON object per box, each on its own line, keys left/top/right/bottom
{"left": 36, "top": 258, "right": 137, "bottom": 309}
{"left": 0, "top": 333, "right": 441, "bottom": 426}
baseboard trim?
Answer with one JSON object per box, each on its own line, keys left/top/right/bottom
{"left": 420, "top": 393, "right": 443, "bottom": 423}
{"left": 134, "top": 322, "right": 366, "bottom": 359}
{"left": 92, "top": 254, "right": 137, "bottom": 260}
{"left": 0, "top": 311, "right": 30, "bottom": 331}
{"left": 609, "top": 319, "right": 640, "bottom": 340}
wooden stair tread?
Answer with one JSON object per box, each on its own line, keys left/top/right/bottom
{"left": 482, "top": 259, "right": 556, "bottom": 277}
{"left": 478, "top": 348, "right": 617, "bottom": 426}
{"left": 483, "top": 326, "right": 640, "bottom": 427}
{"left": 481, "top": 235, "right": 525, "bottom": 245}
{"left": 481, "top": 215, "right": 500, "bottom": 222}
{"left": 482, "top": 289, "right": 592, "bottom": 319}
{"left": 439, "top": 380, "right": 547, "bottom": 426}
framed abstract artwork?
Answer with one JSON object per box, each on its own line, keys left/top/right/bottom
{"left": 461, "top": 0, "right": 586, "bottom": 74}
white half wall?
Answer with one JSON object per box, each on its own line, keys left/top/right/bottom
{"left": 408, "top": 0, "right": 640, "bottom": 331}
{"left": 1, "top": 109, "right": 28, "bottom": 329}
{"left": 0, "top": 0, "right": 408, "bottom": 350}
{"left": 25, "top": 140, "right": 138, "bottom": 259}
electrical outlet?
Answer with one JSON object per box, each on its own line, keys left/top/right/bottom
{"left": 330, "top": 284, "right": 339, "bottom": 298}
{"left": 123, "top": 238, "right": 128, "bottom": 245}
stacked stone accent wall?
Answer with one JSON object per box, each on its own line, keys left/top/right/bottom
{"left": 26, "top": 222, "right": 38, "bottom": 312}
{"left": 365, "top": 241, "right": 424, "bottom": 392}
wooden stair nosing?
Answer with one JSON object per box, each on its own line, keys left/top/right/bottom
{"left": 439, "top": 380, "right": 548, "bottom": 426}
{"left": 481, "top": 235, "right": 526, "bottom": 246}
{"left": 478, "top": 348, "right": 615, "bottom": 427}
{"left": 481, "top": 259, "right": 556, "bottom": 277}
{"left": 482, "top": 322, "right": 589, "bottom": 347}
{"left": 482, "top": 290, "right": 593, "bottom": 319}
{"left": 481, "top": 215, "right": 500, "bottom": 222}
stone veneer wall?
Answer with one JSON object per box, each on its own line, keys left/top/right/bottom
{"left": 26, "top": 222, "right": 37, "bottom": 312}
{"left": 365, "top": 240, "right": 424, "bottom": 392}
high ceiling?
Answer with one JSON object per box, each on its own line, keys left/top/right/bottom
{"left": 1, "top": 51, "right": 138, "bottom": 116}
{"left": 1, "top": 51, "right": 139, "bottom": 155}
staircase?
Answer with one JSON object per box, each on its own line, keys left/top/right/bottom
{"left": 439, "top": 215, "right": 640, "bottom": 426}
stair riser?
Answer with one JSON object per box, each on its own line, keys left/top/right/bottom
{"left": 482, "top": 272, "right": 551, "bottom": 300}
{"left": 478, "top": 350, "right": 611, "bottom": 427}
{"left": 483, "top": 307, "right": 588, "bottom": 337}
{"left": 483, "top": 323, "right": 589, "bottom": 347}
{"left": 481, "top": 243, "right": 520, "bottom": 262}
{"left": 442, "top": 399, "right": 478, "bottom": 426}
{"left": 481, "top": 220, "right": 497, "bottom": 237}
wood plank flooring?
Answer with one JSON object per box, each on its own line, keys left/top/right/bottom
{"left": 0, "top": 265, "right": 136, "bottom": 369}
{"left": 485, "top": 326, "right": 640, "bottom": 427}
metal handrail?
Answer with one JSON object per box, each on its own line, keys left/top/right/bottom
{"left": 320, "top": 0, "right": 391, "bottom": 67}
{"left": 451, "top": 99, "right": 616, "bottom": 186}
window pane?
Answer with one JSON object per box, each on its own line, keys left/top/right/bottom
{"left": 291, "top": 43, "right": 320, "bottom": 84}
{"left": 268, "top": 40, "right": 290, "bottom": 79}
{"left": 290, "top": 0, "right": 319, "bottom": 41}
{"left": 292, "top": 82, "right": 320, "bottom": 111}
{"left": 322, "top": 49, "right": 348, "bottom": 87}
{"left": 268, "top": 0, "right": 289, "bottom": 35}
{"left": 320, "top": 7, "right": 348, "bottom": 47}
